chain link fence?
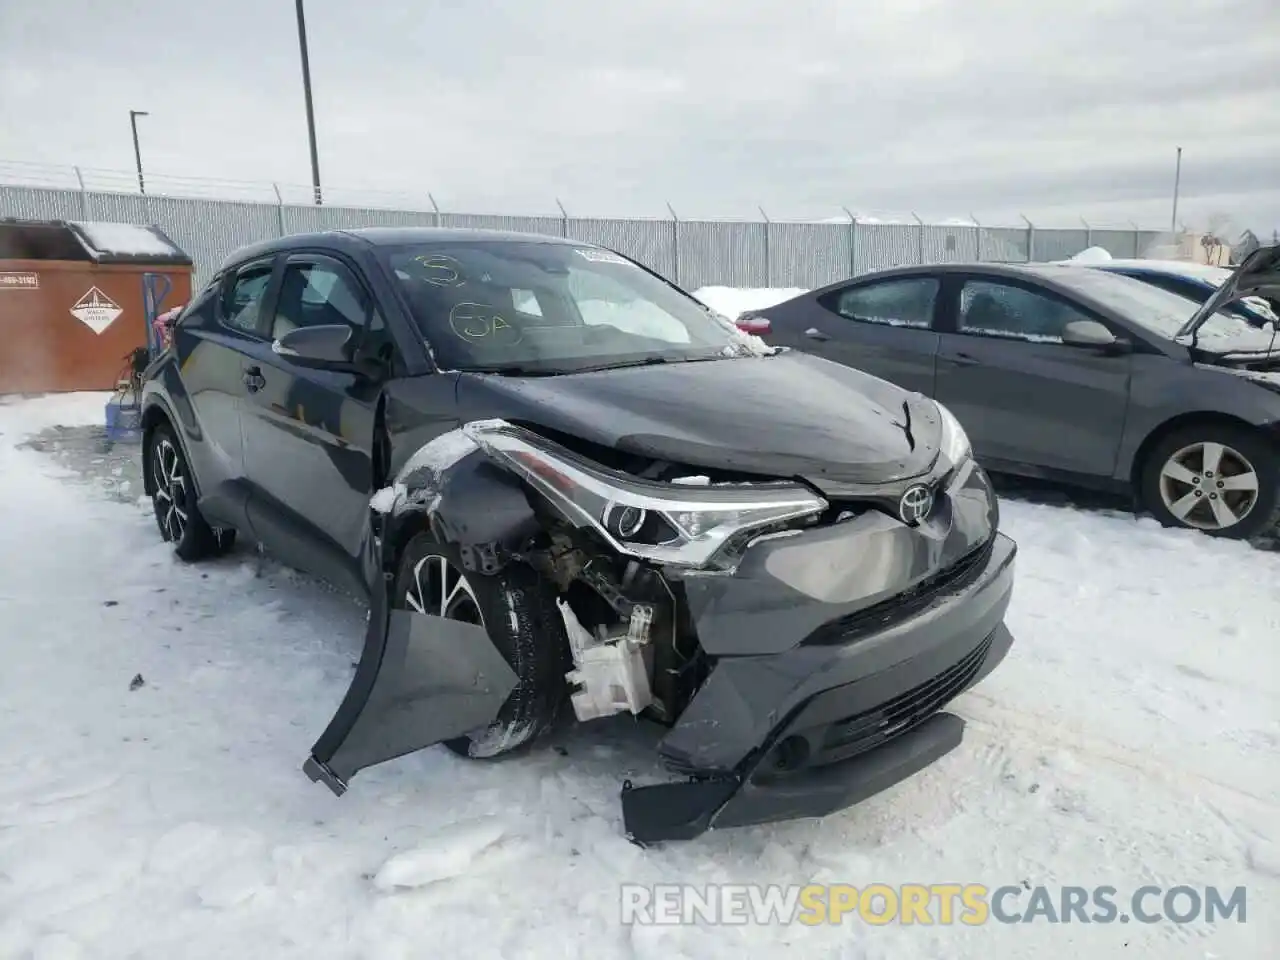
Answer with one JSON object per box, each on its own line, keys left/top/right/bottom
{"left": 0, "top": 181, "right": 1164, "bottom": 291}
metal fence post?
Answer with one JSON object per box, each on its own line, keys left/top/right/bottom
{"left": 428, "top": 193, "right": 441, "bottom": 228}
{"left": 667, "top": 203, "right": 680, "bottom": 285}
{"left": 842, "top": 207, "right": 857, "bottom": 277}
{"left": 912, "top": 212, "right": 925, "bottom": 264}
{"left": 272, "top": 183, "right": 286, "bottom": 236}
{"left": 759, "top": 206, "right": 771, "bottom": 287}
{"left": 1021, "top": 214, "right": 1035, "bottom": 262}
{"left": 556, "top": 198, "right": 569, "bottom": 238}
{"left": 971, "top": 214, "right": 982, "bottom": 261}
{"left": 73, "top": 166, "right": 89, "bottom": 219}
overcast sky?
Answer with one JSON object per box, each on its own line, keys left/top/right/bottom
{"left": 1, "top": 0, "right": 1276, "bottom": 234}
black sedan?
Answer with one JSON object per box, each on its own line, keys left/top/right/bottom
{"left": 742, "top": 248, "right": 1280, "bottom": 539}
{"left": 141, "top": 227, "right": 1016, "bottom": 842}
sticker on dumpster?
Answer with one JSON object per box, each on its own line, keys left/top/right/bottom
{"left": 70, "top": 287, "right": 124, "bottom": 334}
{"left": 0, "top": 272, "right": 39, "bottom": 290}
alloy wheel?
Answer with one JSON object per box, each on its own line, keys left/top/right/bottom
{"left": 152, "top": 439, "right": 189, "bottom": 542}
{"left": 1158, "top": 441, "right": 1260, "bottom": 531}
{"left": 404, "top": 552, "right": 485, "bottom": 628}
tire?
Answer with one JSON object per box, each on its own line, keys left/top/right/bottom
{"left": 392, "top": 532, "right": 569, "bottom": 759}
{"left": 1139, "top": 422, "right": 1280, "bottom": 539}
{"left": 148, "top": 423, "right": 237, "bottom": 561}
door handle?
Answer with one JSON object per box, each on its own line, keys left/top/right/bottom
{"left": 943, "top": 352, "right": 980, "bottom": 367}
{"left": 242, "top": 365, "right": 266, "bottom": 392}
{"left": 804, "top": 327, "right": 831, "bottom": 342}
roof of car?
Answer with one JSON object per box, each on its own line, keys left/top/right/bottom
{"left": 1071, "top": 259, "right": 1234, "bottom": 284}
{"left": 216, "top": 226, "right": 581, "bottom": 275}
{"left": 816, "top": 261, "right": 1086, "bottom": 289}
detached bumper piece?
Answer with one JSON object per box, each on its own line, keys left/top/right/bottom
{"left": 622, "top": 712, "right": 965, "bottom": 845}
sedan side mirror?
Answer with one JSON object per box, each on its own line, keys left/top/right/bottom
{"left": 272, "top": 324, "right": 356, "bottom": 370}
{"left": 1061, "top": 319, "right": 1123, "bottom": 349}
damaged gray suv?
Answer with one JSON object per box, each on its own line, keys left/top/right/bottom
{"left": 140, "top": 228, "right": 1017, "bottom": 843}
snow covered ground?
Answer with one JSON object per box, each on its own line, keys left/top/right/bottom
{"left": 1, "top": 386, "right": 1277, "bottom": 960}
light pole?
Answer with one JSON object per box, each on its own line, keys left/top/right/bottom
{"left": 295, "top": 0, "right": 322, "bottom": 205}
{"left": 129, "top": 109, "right": 148, "bottom": 195}
{"left": 1170, "top": 146, "right": 1182, "bottom": 235}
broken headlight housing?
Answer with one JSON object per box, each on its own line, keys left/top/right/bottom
{"left": 462, "top": 420, "right": 827, "bottom": 569}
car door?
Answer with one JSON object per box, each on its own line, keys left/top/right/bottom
{"left": 239, "top": 252, "right": 394, "bottom": 597}
{"left": 934, "top": 275, "right": 1132, "bottom": 479}
{"left": 169, "top": 257, "right": 279, "bottom": 529}
{"left": 773, "top": 275, "right": 942, "bottom": 396}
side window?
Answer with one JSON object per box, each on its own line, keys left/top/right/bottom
{"left": 221, "top": 263, "right": 274, "bottom": 333}
{"left": 272, "top": 261, "right": 369, "bottom": 342}
{"left": 828, "top": 278, "right": 939, "bottom": 329}
{"left": 958, "top": 280, "right": 1095, "bottom": 343}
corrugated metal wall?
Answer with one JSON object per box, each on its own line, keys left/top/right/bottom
{"left": 0, "top": 184, "right": 1163, "bottom": 291}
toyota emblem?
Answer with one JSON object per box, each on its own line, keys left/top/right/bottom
{"left": 898, "top": 484, "right": 934, "bottom": 526}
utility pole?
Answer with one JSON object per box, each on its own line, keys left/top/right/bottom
{"left": 1170, "top": 146, "right": 1182, "bottom": 235}
{"left": 295, "top": 0, "right": 322, "bottom": 204}
{"left": 129, "top": 109, "right": 149, "bottom": 195}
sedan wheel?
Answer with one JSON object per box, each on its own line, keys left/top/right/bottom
{"left": 1141, "top": 424, "right": 1280, "bottom": 540}
{"left": 1158, "top": 441, "right": 1259, "bottom": 532}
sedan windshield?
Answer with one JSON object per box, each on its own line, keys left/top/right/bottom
{"left": 1047, "top": 267, "right": 1276, "bottom": 351}
{"left": 379, "top": 241, "right": 763, "bottom": 373}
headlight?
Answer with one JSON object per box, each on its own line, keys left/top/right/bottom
{"left": 936, "top": 402, "right": 972, "bottom": 466}
{"left": 463, "top": 420, "right": 827, "bottom": 569}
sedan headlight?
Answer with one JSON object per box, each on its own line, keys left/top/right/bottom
{"left": 936, "top": 401, "right": 972, "bottom": 466}
{"left": 463, "top": 420, "right": 828, "bottom": 569}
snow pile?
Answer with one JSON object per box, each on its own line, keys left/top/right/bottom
{"left": 1067, "top": 246, "right": 1114, "bottom": 263}
{"left": 70, "top": 222, "right": 183, "bottom": 259}
{"left": 692, "top": 286, "right": 807, "bottom": 320}
{"left": 0, "top": 385, "right": 1277, "bottom": 958}
{"left": 372, "top": 817, "right": 508, "bottom": 890}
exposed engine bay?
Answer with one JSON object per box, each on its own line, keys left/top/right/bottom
{"left": 369, "top": 413, "right": 969, "bottom": 735}
{"left": 496, "top": 431, "right": 826, "bottom": 729}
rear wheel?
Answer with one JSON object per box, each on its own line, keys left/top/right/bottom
{"left": 148, "top": 423, "right": 236, "bottom": 561}
{"left": 1140, "top": 423, "right": 1280, "bottom": 539}
{"left": 392, "top": 533, "right": 568, "bottom": 759}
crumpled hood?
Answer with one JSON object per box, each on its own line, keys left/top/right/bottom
{"left": 453, "top": 351, "right": 941, "bottom": 490}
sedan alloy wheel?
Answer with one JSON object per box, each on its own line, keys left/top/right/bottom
{"left": 1158, "top": 441, "right": 1259, "bottom": 532}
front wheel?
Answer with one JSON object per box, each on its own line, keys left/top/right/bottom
{"left": 392, "top": 533, "right": 569, "bottom": 759}
{"left": 1140, "top": 423, "right": 1280, "bottom": 539}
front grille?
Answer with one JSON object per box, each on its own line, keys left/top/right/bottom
{"left": 818, "top": 632, "right": 993, "bottom": 762}
{"left": 803, "top": 536, "right": 995, "bottom": 646}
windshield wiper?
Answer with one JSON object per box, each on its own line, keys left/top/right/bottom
{"left": 569, "top": 355, "right": 692, "bottom": 373}
{"left": 456, "top": 364, "right": 565, "bottom": 377}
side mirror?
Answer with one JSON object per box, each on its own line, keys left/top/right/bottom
{"left": 272, "top": 324, "right": 356, "bottom": 370}
{"left": 1061, "top": 319, "right": 1123, "bottom": 350}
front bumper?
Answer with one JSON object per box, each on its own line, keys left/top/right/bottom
{"left": 621, "top": 464, "right": 1017, "bottom": 844}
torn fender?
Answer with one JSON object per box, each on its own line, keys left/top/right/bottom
{"left": 376, "top": 427, "right": 544, "bottom": 573}
{"left": 304, "top": 573, "right": 518, "bottom": 794}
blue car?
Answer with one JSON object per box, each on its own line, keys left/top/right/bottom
{"left": 1071, "top": 259, "right": 1278, "bottom": 329}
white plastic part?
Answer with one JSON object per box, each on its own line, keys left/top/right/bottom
{"left": 557, "top": 599, "right": 654, "bottom": 723}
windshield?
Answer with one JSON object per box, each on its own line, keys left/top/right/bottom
{"left": 379, "top": 241, "right": 764, "bottom": 373}
{"left": 1046, "top": 267, "right": 1276, "bottom": 351}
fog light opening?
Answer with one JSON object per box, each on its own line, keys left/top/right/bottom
{"left": 771, "top": 735, "right": 811, "bottom": 773}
